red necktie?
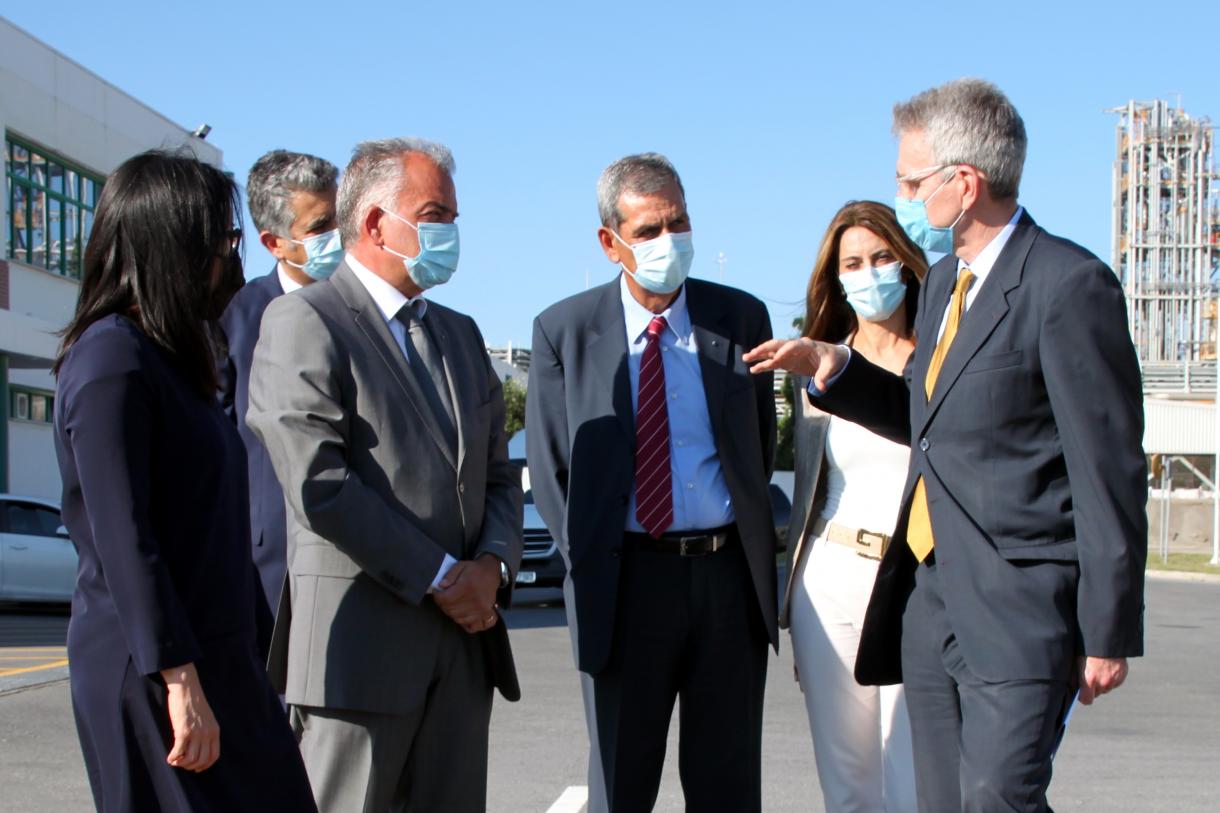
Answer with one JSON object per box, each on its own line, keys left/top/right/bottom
{"left": 634, "top": 316, "right": 673, "bottom": 538}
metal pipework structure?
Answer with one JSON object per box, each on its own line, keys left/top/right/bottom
{"left": 1110, "top": 100, "right": 1219, "bottom": 366}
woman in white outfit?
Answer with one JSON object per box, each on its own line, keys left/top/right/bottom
{"left": 781, "top": 201, "right": 927, "bottom": 813}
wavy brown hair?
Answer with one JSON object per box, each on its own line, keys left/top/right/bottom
{"left": 802, "top": 200, "right": 928, "bottom": 344}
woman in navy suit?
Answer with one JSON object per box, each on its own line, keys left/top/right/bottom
{"left": 53, "top": 151, "right": 315, "bottom": 812}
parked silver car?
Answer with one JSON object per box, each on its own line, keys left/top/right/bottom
{"left": 0, "top": 494, "right": 76, "bottom": 603}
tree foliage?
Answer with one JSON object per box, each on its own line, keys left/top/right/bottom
{"left": 503, "top": 377, "right": 527, "bottom": 437}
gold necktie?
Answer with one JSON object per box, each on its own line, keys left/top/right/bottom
{"left": 906, "top": 267, "right": 975, "bottom": 562}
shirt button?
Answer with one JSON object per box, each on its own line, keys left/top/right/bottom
{"left": 919, "top": 438, "right": 930, "bottom": 451}
{"left": 686, "top": 483, "right": 695, "bottom": 490}
{"left": 677, "top": 440, "right": 685, "bottom": 447}
{"left": 670, "top": 393, "right": 678, "bottom": 400}
{"left": 662, "top": 346, "right": 669, "bottom": 353}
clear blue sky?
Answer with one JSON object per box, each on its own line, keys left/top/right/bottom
{"left": 9, "top": 2, "right": 1219, "bottom": 346}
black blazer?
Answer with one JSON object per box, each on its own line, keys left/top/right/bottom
{"left": 527, "top": 277, "right": 778, "bottom": 674}
{"left": 816, "top": 211, "right": 1147, "bottom": 685}
{"left": 219, "top": 268, "right": 287, "bottom": 644}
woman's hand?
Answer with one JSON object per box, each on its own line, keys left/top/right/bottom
{"left": 160, "top": 663, "right": 220, "bottom": 772}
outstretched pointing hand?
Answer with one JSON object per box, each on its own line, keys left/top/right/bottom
{"left": 743, "top": 338, "right": 849, "bottom": 393}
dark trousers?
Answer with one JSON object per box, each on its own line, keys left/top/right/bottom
{"left": 901, "top": 559, "right": 1074, "bottom": 813}
{"left": 592, "top": 532, "right": 769, "bottom": 813}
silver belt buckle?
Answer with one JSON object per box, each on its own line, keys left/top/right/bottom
{"left": 677, "top": 535, "right": 700, "bottom": 556}
{"left": 855, "top": 529, "right": 889, "bottom": 560}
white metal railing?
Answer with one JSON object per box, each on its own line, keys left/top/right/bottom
{"left": 1141, "top": 360, "right": 1218, "bottom": 397}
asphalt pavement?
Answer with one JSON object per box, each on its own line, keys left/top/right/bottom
{"left": 1, "top": 575, "right": 1217, "bottom": 812}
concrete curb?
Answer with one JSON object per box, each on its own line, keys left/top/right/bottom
{"left": 1145, "top": 568, "right": 1220, "bottom": 584}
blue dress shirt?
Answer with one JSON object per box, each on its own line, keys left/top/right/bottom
{"left": 620, "top": 275, "right": 735, "bottom": 533}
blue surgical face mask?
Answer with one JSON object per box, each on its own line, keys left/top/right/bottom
{"left": 612, "top": 230, "right": 695, "bottom": 295}
{"left": 895, "top": 171, "right": 965, "bottom": 255}
{"left": 379, "top": 208, "right": 460, "bottom": 289}
{"left": 285, "top": 228, "right": 343, "bottom": 280}
{"left": 839, "top": 262, "right": 907, "bottom": 322}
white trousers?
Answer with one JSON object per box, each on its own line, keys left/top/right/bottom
{"left": 790, "top": 534, "right": 918, "bottom": 813}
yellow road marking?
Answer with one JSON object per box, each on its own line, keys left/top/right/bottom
{"left": 0, "top": 647, "right": 68, "bottom": 652}
{"left": 0, "top": 659, "right": 69, "bottom": 678}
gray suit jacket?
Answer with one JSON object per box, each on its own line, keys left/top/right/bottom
{"left": 778, "top": 381, "right": 830, "bottom": 629}
{"left": 248, "top": 262, "right": 523, "bottom": 714}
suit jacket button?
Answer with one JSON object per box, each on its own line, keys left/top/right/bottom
{"left": 458, "top": 483, "right": 466, "bottom": 494}
{"left": 611, "top": 547, "right": 622, "bottom": 558}
{"left": 919, "top": 438, "right": 930, "bottom": 451}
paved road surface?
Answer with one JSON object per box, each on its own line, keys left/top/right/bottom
{"left": 1, "top": 575, "right": 1216, "bottom": 811}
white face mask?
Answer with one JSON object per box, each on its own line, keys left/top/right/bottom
{"left": 613, "top": 230, "right": 695, "bottom": 294}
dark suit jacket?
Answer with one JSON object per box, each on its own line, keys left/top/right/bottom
{"left": 815, "top": 211, "right": 1147, "bottom": 685}
{"left": 219, "top": 268, "right": 287, "bottom": 650}
{"left": 526, "top": 277, "right": 778, "bottom": 675}
{"left": 55, "top": 315, "right": 315, "bottom": 811}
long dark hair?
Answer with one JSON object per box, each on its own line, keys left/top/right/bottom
{"left": 55, "top": 150, "right": 244, "bottom": 396}
{"left": 803, "top": 200, "right": 928, "bottom": 344}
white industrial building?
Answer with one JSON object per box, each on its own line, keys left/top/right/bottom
{"left": 1, "top": 16, "right": 223, "bottom": 500}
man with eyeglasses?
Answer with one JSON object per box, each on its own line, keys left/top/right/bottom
{"left": 746, "top": 79, "right": 1146, "bottom": 811}
{"left": 218, "top": 150, "right": 340, "bottom": 657}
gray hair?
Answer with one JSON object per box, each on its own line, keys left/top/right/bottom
{"left": 337, "top": 138, "right": 456, "bottom": 245}
{"left": 597, "top": 153, "right": 686, "bottom": 229}
{"left": 246, "top": 150, "right": 339, "bottom": 235}
{"left": 892, "top": 79, "right": 1027, "bottom": 200}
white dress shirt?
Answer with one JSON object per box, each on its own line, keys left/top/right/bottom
{"left": 276, "top": 263, "right": 305, "bottom": 295}
{"left": 933, "top": 206, "right": 1023, "bottom": 342}
{"left": 344, "top": 253, "right": 455, "bottom": 588}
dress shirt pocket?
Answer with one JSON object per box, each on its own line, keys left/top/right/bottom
{"left": 963, "top": 349, "right": 1024, "bottom": 375}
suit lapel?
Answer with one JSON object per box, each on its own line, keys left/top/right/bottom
{"left": 331, "top": 264, "right": 458, "bottom": 470}
{"left": 686, "top": 281, "right": 733, "bottom": 438}
{"left": 430, "top": 308, "right": 476, "bottom": 471}
{"left": 585, "top": 280, "right": 635, "bottom": 442}
{"left": 919, "top": 213, "right": 1038, "bottom": 434}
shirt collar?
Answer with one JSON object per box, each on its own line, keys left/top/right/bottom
{"left": 619, "top": 272, "right": 691, "bottom": 346}
{"left": 345, "top": 252, "right": 427, "bottom": 322}
{"left": 958, "top": 205, "right": 1023, "bottom": 284}
{"left": 275, "top": 262, "right": 305, "bottom": 295}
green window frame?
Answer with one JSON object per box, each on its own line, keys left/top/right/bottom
{"left": 5, "top": 133, "right": 103, "bottom": 279}
{"left": 9, "top": 386, "right": 55, "bottom": 425}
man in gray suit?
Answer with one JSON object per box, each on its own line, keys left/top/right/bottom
{"left": 746, "top": 80, "right": 1146, "bottom": 812}
{"left": 527, "top": 153, "right": 777, "bottom": 812}
{"left": 248, "top": 137, "right": 522, "bottom": 812}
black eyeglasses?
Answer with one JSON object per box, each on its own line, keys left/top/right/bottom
{"left": 214, "top": 228, "right": 242, "bottom": 260}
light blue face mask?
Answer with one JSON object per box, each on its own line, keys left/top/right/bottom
{"left": 612, "top": 230, "right": 695, "bottom": 295}
{"left": 839, "top": 262, "right": 907, "bottom": 322}
{"left": 286, "top": 228, "right": 343, "bottom": 280}
{"left": 379, "top": 208, "right": 460, "bottom": 289}
{"left": 894, "top": 171, "right": 965, "bottom": 256}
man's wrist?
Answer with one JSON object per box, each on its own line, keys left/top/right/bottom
{"left": 478, "top": 553, "right": 509, "bottom": 588}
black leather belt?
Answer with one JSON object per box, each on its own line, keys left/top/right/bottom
{"left": 624, "top": 526, "right": 735, "bottom": 557}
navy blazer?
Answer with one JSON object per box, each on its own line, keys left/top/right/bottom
{"left": 527, "top": 277, "right": 778, "bottom": 675}
{"left": 219, "top": 268, "right": 288, "bottom": 643}
{"left": 55, "top": 313, "right": 315, "bottom": 812}
{"left": 815, "top": 212, "right": 1147, "bottom": 685}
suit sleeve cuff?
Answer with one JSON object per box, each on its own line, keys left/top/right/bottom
{"left": 807, "top": 346, "right": 852, "bottom": 397}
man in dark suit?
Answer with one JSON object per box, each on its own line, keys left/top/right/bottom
{"left": 218, "top": 150, "right": 340, "bottom": 655}
{"left": 527, "top": 153, "right": 777, "bottom": 812}
{"left": 746, "top": 79, "right": 1147, "bottom": 812}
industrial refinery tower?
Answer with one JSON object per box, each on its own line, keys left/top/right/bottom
{"left": 1111, "top": 100, "right": 1219, "bottom": 388}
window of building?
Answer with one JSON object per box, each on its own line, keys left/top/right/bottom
{"left": 10, "top": 387, "right": 54, "bottom": 424}
{"left": 5, "top": 134, "right": 103, "bottom": 279}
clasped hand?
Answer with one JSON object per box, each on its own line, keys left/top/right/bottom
{"left": 742, "top": 338, "right": 849, "bottom": 392}
{"left": 433, "top": 555, "right": 502, "bottom": 634}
